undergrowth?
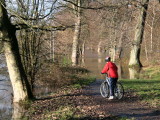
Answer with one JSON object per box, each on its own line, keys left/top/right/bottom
{"left": 24, "top": 63, "right": 96, "bottom": 120}
{"left": 35, "top": 63, "right": 96, "bottom": 92}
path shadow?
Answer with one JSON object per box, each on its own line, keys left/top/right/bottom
{"left": 84, "top": 79, "right": 140, "bottom": 103}
{"left": 120, "top": 110, "right": 160, "bottom": 119}
{"left": 67, "top": 116, "right": 120, "bottom": 120}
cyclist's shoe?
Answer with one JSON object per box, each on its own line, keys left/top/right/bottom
{"left": 108, "top": 96, "right": 114, "bottom": 100}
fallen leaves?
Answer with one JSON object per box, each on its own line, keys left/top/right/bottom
{"left": 25, "top": 88, "right": 110, "bottom": 120}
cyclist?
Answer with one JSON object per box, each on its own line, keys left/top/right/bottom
{"left": 101, "top": 56, "right": 118, "bottom": 100}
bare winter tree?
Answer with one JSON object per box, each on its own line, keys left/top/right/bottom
{"left": 0, "top": 0, "right": 68, "bottom": 103}
{"left": 129, "top": 0, "right": 149, "bottom": 67}
{"left": 71, "top": 0, "right": 82, "bottom": 66}
{"left": 0, "top": 0, "right": 31, "bottom": 102}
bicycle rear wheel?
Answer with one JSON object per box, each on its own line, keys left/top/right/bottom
{"left": 100, "top": 82, "right": 109, "bottom": 98}
{"left": 114, "top": 82, "right": 124, "bottom": 99}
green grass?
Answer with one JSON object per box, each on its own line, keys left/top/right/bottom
{"left": 46, "top": 106, "right": 76, "bottom": 120}
{"left": 70, "top": 75, "right": 96, "bottom": 88}
{"left": 121, "top": 65, "right": 160, "bottom": 107}
{"left": 118, "top": 117, "right": 135, "bottom": 120}
{"left": 141, "top": 66, "right": 160, "bottom": 79}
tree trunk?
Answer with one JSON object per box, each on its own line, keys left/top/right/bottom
{"left": 71, "top": 0, "right": 81, "bottom": 66}
{"left": 0, "top": 0, "right": 32, "bottom": 102}
{"left": 115, "top": 32, "right": 124, "bottom": 60}
{"left": 150, "top": 0, "right": 156, "bottom": 52}
{"left": 129, "top": 0, "right": 149, "bottom": 67}
{"left": 97, "top": 41, "right": 102, "bottom": 53}
{"left": 82, "top": 41, "right": 85, "bottom": 57}
{"left": 3, "top": 40, "right": 29, "bottom": 103}
{"left": 12, "top": 103, "right": 25, "bottom": 119}
{"left": 50, "top": 31, "right": 54, "bottom": 61}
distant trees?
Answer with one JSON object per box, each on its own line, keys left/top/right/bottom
{"left": 50, "top": 0, "right": 160, "bottom": 68}
{"left": 56, "top": 0, "right": 160, "bottom": 67}
{"left": 144, "top": 0, "right": 160, "bottom": 62}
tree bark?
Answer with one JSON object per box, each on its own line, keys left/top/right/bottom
{"left": 71, "top": 0, "right": 81, "bottom": 66}
{"left": 144, "top": 33, "right": 149, "bottom": 61}
{"left": 115, "top": 32, "right": 124, "bottom": 60}
{"left": 129, "top": 0, "right": 149, "bottom": 67}
{"left": 0, "top": 0, "right": 32, "bottom": 102}
{"left": 97, "top": 41, "right": 102, "bottom": 53}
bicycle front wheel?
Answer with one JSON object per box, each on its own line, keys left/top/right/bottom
{"left": 100, "top": 82, "right": 109, "bottom": 98}
{"left": 114, "top": 82, "right": 124, "bottom": 99}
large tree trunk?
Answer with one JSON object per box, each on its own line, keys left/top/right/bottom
{"left": 0, "top": 0, "right": 32, "bottom": 102}
{"left": 71, "top": 0, "right": 81, "bottom": 66}
{"left": 3, "top": 39, "right": 28, "bottom": 103}
{"left": 129, "top": 0, "right": 149, "bottom": 67}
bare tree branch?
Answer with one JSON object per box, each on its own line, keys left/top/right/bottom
{"left": 63, "top": 0, "right": 127, "bottom": 10}
{"left": 14, "top": 24, "right": 75, "bottom": 31}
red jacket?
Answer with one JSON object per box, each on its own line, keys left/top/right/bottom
{"left": 101, "top": 61, "right": 118, "bottom": 78}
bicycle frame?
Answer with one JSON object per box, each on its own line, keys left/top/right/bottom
{"left": 100, "top": 77, "right": 124, "bottom": 99}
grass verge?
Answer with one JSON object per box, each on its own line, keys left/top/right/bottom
{"left": 121, "top": 65, "right": 160, "bottom": 108}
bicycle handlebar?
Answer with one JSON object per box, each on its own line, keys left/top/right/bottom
{"left": 101, "top": 73, "right": 108, "bottom": 77}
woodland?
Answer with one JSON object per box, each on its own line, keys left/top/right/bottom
{"left": 0, "top": 0, "right": 160, "bottom": 108}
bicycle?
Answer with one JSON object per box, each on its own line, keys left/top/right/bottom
{"left": 100, "top": 76, "right": 124, "bottom": 99}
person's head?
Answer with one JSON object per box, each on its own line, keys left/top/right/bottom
{"left": 105, "top": 56, "right": 111, "bottom": 62}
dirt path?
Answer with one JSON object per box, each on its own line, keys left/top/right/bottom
{"left": 84, "top": 79, "right": 160, "bottom": 120}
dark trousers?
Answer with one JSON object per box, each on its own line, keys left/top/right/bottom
{"left": 108, "top": 78, "right": 118, "bottom": 96}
